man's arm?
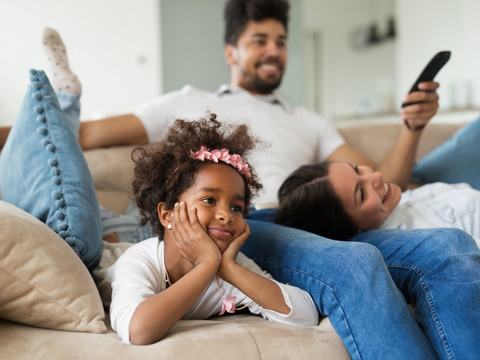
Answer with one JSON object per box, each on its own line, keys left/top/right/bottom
{"left": 327, "top": 81, "right": 439, "bottom": 190}
{"left": 0, "top": 113, "right": 148, "bottom": 151}
{"left": 0, "top": 127, "right": 10, "bottom": 149}
{"left": 78, "top": 114, "right": 148, "bottom": 150}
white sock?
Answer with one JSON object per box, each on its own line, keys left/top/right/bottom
{"left": 42, "top": 28, "right": 82, "bottom": 94}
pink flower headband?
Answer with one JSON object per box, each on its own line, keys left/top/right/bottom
{"left": 190, "top": 146, "right": 251, "bottom": 180}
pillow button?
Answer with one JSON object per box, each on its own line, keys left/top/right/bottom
{"left": 33, "top": 105, "right": 44, "bottom": 114}
{"left": 51, "top": 176, "right": 61, "bottom": 185}
{"left": 46, "top": 144, "right": 56, "bottom": 152}
{"left": 51, "top": 190, "right": 63, "bottom": 199}
{"left": 55, "top": 211, "right": 65, "bottom": 220}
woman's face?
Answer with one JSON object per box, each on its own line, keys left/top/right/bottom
{"left": 176, "top": 163, "right": 247, "bottom": 252}
{"left": 328, "top": 163, "right": 402, "bottom": 230}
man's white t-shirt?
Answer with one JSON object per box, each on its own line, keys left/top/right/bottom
{"left": 134, "top": 85, "right": 345, "bottom": 205}
{"left": 109, "top": 238, "right": 319, "bottom": 344}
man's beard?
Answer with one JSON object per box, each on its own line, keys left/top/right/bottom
{"left": 239, "top": 59, "right": 284, "bottom": 94}
{"left": 251, "top": 75, "right": 282, "bottom": 94}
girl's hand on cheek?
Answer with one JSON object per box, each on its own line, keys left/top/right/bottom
{"left": 217, "top": 220, "right": 250, "bottom": 278}
{"left": 171, "top": 202, "right": 221, "bottom": 267}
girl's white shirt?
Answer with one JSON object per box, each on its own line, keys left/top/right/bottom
{"left": 380, "top": 182, "right": 480, "bottom": 247}
{"left": 109, "top": 237, "right": 319, "bottom": 344}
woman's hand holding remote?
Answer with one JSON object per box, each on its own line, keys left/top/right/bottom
{"left": 401, "top": 81, "right": 440, "bottom": 132}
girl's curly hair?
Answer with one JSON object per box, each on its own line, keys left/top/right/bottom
{"left": 131, "top": 113, "right": 263, "bottom": 237}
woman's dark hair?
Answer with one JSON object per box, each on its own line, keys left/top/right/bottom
{"left": 224, "top": 0, "right": 290, "bottom": 45}
{"left": 131, "top": 113, "right": 263, "bottom": 237}
{"left": 275, "top": 162, "right": 358, "bottom": 240}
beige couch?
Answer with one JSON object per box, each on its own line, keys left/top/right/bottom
{"left": 0, "top": 121, "right": 465, "bottom": 360}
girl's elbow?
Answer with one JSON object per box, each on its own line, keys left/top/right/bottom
{"left": 130, "top": 331, "right": 167, "bottom": 346}
{"left": 129, "top": 322, "right": 167, "bottom": 345}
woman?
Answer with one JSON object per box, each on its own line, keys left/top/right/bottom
{"left": 276, "top": 161, "right": 480, "bottom": 247}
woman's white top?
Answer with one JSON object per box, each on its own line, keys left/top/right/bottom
{"left": 380, "top": 182, "right": 480, "bottom": 246}
{"left": 109, "top": 237, "right": 319, "bottom": 344}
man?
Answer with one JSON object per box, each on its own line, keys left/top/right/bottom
{"left": 2, "top": 1, "right": 479, "bottom": 359}
{"left": 0, "top": 2, "right": 437, "bottom": 203}
{"left": 33, "top": 2, "right": 438, "bottom": 203}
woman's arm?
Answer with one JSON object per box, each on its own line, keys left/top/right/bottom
{"left": 327, "top": 81, "right": 439, "bottom": 190}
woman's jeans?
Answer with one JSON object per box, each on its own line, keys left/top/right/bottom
{"left": 412, "top": 115, "right": 480, "bottom": 189}
{"left": 3, "top": 70, "right": 480, "bottom": 360}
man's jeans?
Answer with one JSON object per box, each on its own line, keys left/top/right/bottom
{"left": 4, "top": 72, "right": 479, "bottom": 359}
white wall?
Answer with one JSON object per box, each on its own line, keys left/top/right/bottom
{"left": 395, "top": 0, "right": 480, "bottom": 111}
{"left": 302, "top": 0, "right": 396, "bottom": 120}
{"left": 160, "top": 0, "right": 229, "bottom": 94}
{"left": 160, "top": 0, "right": 306, "bottom": 108}
{"left": 0, "top": 0, "right": 162, "bottom": 126}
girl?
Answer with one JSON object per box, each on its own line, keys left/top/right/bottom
{"left": 109, "top": 115, "right": 319, "bottom": 345}
{"left": 275, "top": 161, "right": 480, "bottom": 247}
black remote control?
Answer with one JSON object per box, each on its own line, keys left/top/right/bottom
{"left": 402, "top": 51, "right": 451, "bottom": 108}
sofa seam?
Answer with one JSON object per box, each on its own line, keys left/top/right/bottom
{"left": 237, "top": 323, "right": 263, "bottom": 360}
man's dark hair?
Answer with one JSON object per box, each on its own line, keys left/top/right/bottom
{"left": 224, "top": 0, "right": 290, "bottom": 45}
{"left": 275, "top": 162, "right": 358, "bottom": 241}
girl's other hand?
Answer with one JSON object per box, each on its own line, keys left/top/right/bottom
{"left": 217, "top": 220, "right": 250, "bottom": 278}
{"left": 171, "top": 202, "right": 221, "bottom": 267}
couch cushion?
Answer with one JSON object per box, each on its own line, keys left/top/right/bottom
{"left": 336, "top": 122, "right": 465, "bottom": 164}
{"left": 0, "top": 314, "right": 350, "bottom": 360}
{"left": 84, "top": 145, "right": 136, "bottom": 194}
{"left": 84, "top": 145, "right": 137, "bottom": 214}
{"left": 0, "top": 201, "right": 106, "bottom": 333}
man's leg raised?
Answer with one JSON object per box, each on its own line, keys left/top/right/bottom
{"left": 354, "top": 227, "right": 480, "bottom": 360}
{"left": 0, "top": 70, "right": 102, "bottom": 270}
{"left": 242, "top": 220, "right": 437, "bottom": 360}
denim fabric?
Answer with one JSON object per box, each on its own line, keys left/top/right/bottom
{"left": 56, "top": 91, "right": 81, "bottom": 138}
{"left": 100, "top": 204, "right": 155, "bottom": 243}
{"left": 355, "top": 227, "right": 480, "bottom": 360}
{"left": 242, "top": 222, "right": 480, "bottom": 360}
{"left": 246, "top": 208, "right": 278, "bottom": 223}
{"left": 412, "top": 115, "right": 480, "bottom": 189}
{"left": 0, "top": 70, "right": 102, "bottom": 270}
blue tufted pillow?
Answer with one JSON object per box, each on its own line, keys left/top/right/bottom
{"left": 0, "top": 70, "right": 102, "bottom": 270}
